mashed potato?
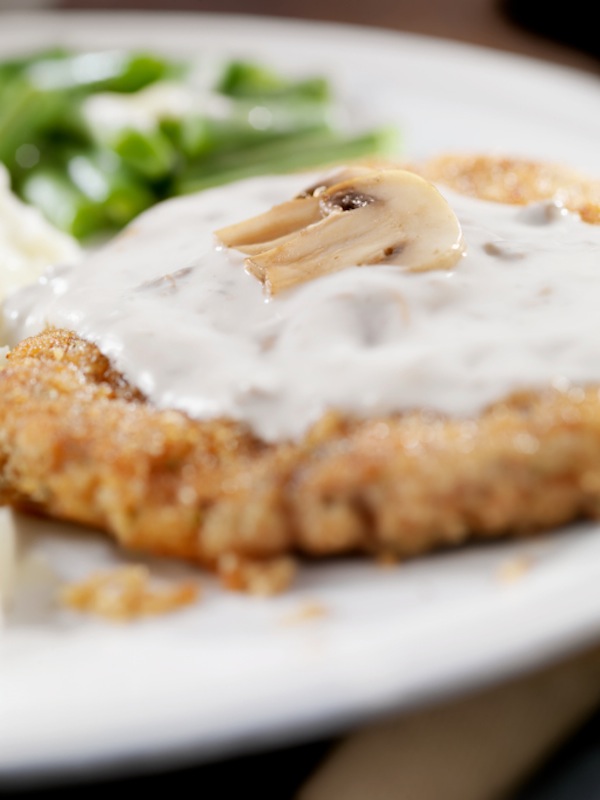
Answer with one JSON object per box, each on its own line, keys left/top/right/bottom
{"left": 0, "top": 163, "right": 81, "bottom": 310}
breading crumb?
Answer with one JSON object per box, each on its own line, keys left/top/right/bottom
{"left": 60, "top": 565, "right": 200, "bottom": 621}
{"left": 281, "top": 601, "right": 328, "bottom": 625}
{"left": 497, "top": 555, "right": 533, "bottom": 584}
{"left": 218, "top": 553, "right": 296, "bottom": 596}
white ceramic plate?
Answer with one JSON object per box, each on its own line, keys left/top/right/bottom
{"left": 1, "top": 10, "right": 600, "bottom": 786}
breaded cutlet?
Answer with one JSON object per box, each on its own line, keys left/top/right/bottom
{"left": 0, "top": 155, "right": 599, "bottom": 592}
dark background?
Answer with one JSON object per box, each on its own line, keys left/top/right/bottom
{"left": 51, "top": 0, "right": 599, "bottom": 72}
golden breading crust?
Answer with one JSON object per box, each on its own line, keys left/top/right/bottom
{"left": 1, "top": 155, "right": 599, "bottom": 590}
{"left": 415, "top": 153, "right": 600, "bottom": 223}
{"left": 3, "top": 330, "right": 600, "bottom": 590}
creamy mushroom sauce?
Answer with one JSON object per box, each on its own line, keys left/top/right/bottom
{"left": 4, "top": 170, "right": 600, "bottom": 442}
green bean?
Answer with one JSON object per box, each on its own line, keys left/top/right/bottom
{"left": 65, "top": 150, "right": 155, "bottom": 228}
{"left": 172, "top": 111, "right": 330, "bottom": 160}
{"left": 0, "top": 47, "right": 70, "bottom": 82}
{"left": 217, "top": 60, "right": 329, "bottom": 102}
{"left": 0, "top": 46, "right": 400, "bottom": 242}
{"left": 25, "top": 50, "right": 184, "bottom": 94}
{"left": 0, "top": 77, "right": 69, "bottom": 167}
{"left": 20, "top": 167, "right": 109, "bottom": 240}
{"left": 106, "top": 127, "right": 177, "bottom": 181}
{"left": 173, "top": 126, "right": 398, "bottom": 194}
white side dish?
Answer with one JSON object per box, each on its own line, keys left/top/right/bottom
{"left": 0, "top": 164, "right": 81, "bottom": 311}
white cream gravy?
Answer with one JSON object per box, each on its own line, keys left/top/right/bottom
{"left": 4, "top": 170, "right": 600, "bottom": 442}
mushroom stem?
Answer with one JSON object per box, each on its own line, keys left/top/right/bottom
{"left": 215, "top": 196, "right": 322, "bottom": 254}
{"left": 217, "top": 167, "right": 465, "bottom": 296}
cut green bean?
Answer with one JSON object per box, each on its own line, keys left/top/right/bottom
{"left": 0, "top": 47, "right": 70, "bottom": 82}
{"left": 0, "top": 46, "right": 400, "bottom": 242}
{"left": 217, "top": 60, "right": 329, "bottom": 103}
{"left": 0, "top": 77, "right": 68, "bottom": 167}
{"left": 26, "top": 51, "right": 184, "bottom": 94}
{"left": 108, "top": 128, "right": 177, "bottom": 181}
{"left": 65, "top": 150, "right": 155, "bottom": 228}
{"left": 21, "top": 167, "right": 109, "bottom": 240}
{"left": 173, "top": 126, "right": 399, "bottom": 194}
{"left": 175, "top": 112, "right": 330, "bottom": 160}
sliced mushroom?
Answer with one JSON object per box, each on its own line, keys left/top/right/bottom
{"left": 246, "top": 170, "right": 465, "bottom": 295}
{"left": 295, "top": 165, "right": 374, "bottom": 199}
{"left": 215, "top": 195, "right": 321, "bottom": 255}
{"left": 215, "top": 166, "right": 372, "bottom": 255}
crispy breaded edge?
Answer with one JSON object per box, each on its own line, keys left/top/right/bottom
{"left": 3, "top": 329, "right": 600, "bottom": 591}
{"left": 414, "top": 153, "right": 600, "bottom": 223}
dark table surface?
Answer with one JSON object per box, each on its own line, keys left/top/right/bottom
{"left": 50, "top": 0, "right": 599, "bottom": 73}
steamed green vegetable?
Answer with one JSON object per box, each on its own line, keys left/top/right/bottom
{"left": 0, "top": 49, "right": 398, "bottom": 241}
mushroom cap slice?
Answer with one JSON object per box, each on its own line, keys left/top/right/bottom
{"left": 246, "top": 169, "right": 465, "bottom": 295}
{"left": 214, "top": 166, "right": 374, "bottom": 255}
{"left": 215, "top": 195, "right": 322, "bottom": 255}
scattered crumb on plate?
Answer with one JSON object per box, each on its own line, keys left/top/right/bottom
{"left": 60, "top": 564, "right": 200, "bottom": 621}
{"left": 281, "top": 601, "right": 329, "bottom": 625}
{"left": 497, "top": 555, "right": 533, "bottom": 585}
{"left": 217, "top": 554, "right": 297, "bottom": 596}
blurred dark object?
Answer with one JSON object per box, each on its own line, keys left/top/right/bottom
{"left": 500, "top": 0, "right": 599, "bottom": 60}
{"left": 513, "top": 704, "right": 600, "bottom": 800}
{"left": 50, "top": 0, "right": 600, "bottom": 75}
{"left": 0, "top": 736, "right": 335, "bottom": 799}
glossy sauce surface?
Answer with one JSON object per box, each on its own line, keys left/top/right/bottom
{"left": 5, "top": 170, "right": 600, "bottom": 441}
